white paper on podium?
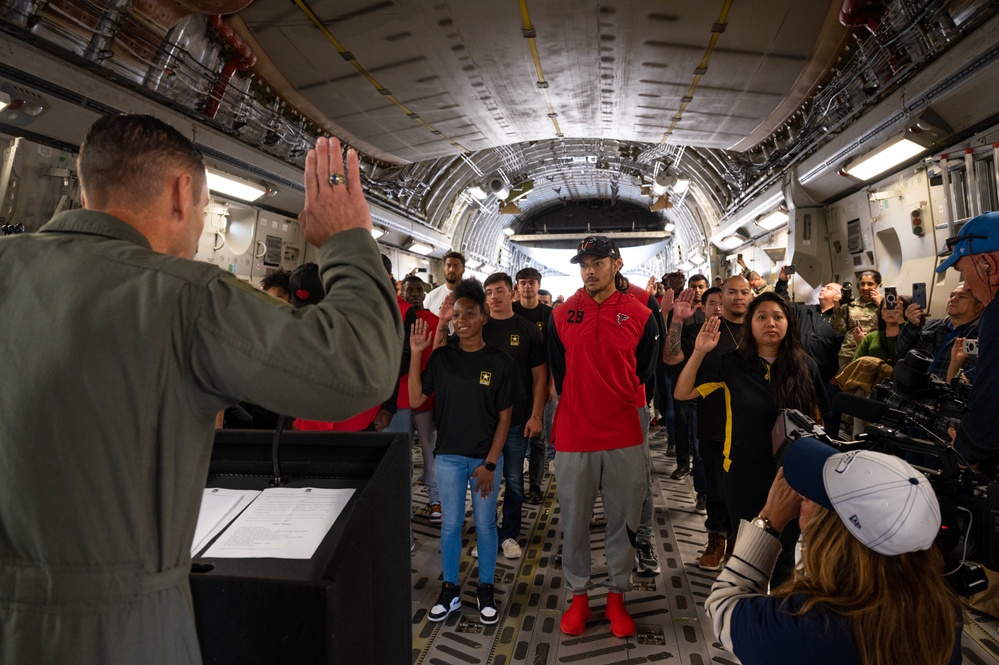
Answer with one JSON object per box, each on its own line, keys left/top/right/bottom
{"left": 191, "top": 488, "right": 261, "bottom": 556}
{"left": 202, "top": 487, "right": 355, "bottom": 559}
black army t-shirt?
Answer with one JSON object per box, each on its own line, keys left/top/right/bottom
{"left": 421, "top": 344, "right": 522, "bottom": 458}
{"left": 512, "top": 301, "right": 553, "bottom": 338}
{"left": 482, "top": 314, "right": 546, "bottom": 427}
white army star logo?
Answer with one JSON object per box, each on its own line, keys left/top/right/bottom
{"left": 510, "top": 334, "right": 520, "bottom": 346}
{"left": 479, "top": 371, "right": 493, "bottom": 386}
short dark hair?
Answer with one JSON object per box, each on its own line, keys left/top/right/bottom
{"left": 78, "top": 114, "right": 205, "bottom": 209}
{"left": 452, "top": 277, "right": 486, "bottom": 313}
{"left": 516, "top": 267, "right": 542, "bottom": 282}
{"left": 688, "top": 274, "right": 709, "bottom": 287}
{"left": 538, "top": 289, "right": 551, "bottom": 297}
{"left": 381, "top": 254, "right": 393, "bottom": 275}
{"left": 401, "top": 274, "right": 425, "bottom": 289}
{"left": 702, "top": 286, "right": 723, "bottom": 301}
{"left": 443, "top": 251, "right": 466, "bottom": 266}
{"left": 260, "top": 269, "right": 291, "bottom": 293}
{"left": 483, "top": 272, "right": 513, "bottom": 289}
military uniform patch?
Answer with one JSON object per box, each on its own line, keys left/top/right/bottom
{"left": 479, "top": 371, "right": 493, "bottom": 386}
{"left": 510, "top": 334, "right": 520, "bottom": 346}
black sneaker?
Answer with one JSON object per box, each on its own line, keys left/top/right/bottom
{"left": 665, "top": 443, "right": 676, "bottom": 457}
{"left": 428, "top": 582, "right": 461, "bottom": 622}
{"left": 635, "top": 540, "right": 661, "bottom": 576}
{"left": 670, "top": 465, "right": 690, "bottom": 480}
{"left": 477, "top": 583, "right": 499, "bottom": 624}
{"left": 694, "top": 495, "right": 707, "bottom": 515}
{"left": 526, "top": 486, "right": 543, "bottom": 504}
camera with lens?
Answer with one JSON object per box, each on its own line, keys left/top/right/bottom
{"left": 841, "top": 281, "right": 853, "bottom": 305}
{"left": 776, "top": 349, "right": 997, "bottom": 593}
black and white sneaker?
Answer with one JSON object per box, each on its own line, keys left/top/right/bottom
{"left": 477, "top": 583, "right": 499, "bottom": 624}
{"left": 428, "top": 582, "right": 461, "bottom": 622}
{"left": 635, "top": 540, "right": 661, "bottom": 576}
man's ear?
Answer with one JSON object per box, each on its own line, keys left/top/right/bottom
{"left": 167, "top": 170, "right": 196, "bottom": 221}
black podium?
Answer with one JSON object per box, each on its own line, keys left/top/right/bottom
{"left": 189, "top": 430, "right": 411, "bottom": 665}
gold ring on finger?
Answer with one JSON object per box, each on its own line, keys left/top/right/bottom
{"left": 329, "top": 173, "right": 346, "bottom": 186}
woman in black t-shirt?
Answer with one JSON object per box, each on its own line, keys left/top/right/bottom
{"left": 674, "top": 292, "right": 828, "bottom": 584}
{"left": 408, "top": 278, "right": 519, "bottom": 627}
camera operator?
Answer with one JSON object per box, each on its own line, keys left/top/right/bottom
{"left": 935, "top": 212, "right": 999, "bottom": 464}
{"left": 706, "top": 438, "right": 961, "bottom": 665}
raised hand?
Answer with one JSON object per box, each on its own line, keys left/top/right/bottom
{"left": 760, "top": 468, "right": 803, "bottom": 533}
{"left": 410, "top": 318, "right": 433, "bottom": 354}
{"left": 438, "top": 293, "right": 454, "bottom": 323}
{"left": 660, "top": 286, "right": 675, "bottom": 314}
{"left": 646, "top": 275, "right": 657, "bottom": 293}
{"left": 299, "top": 137, "right": 373, "bottom": 247}
{"left": 852, "top": 324, "right": 865, "bottom": 345}
{"left": 672, "top": 288, "right": 697, "bottom": 321}
{"left": 694, "top": 315, "right": 721, "bottom": 354}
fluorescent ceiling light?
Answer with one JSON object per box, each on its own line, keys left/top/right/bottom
{"left": 757, "top": 209, "right": 789, "bottom": 230}
{"left": 465, "top": 259, "right": 483, "bottom": 270}
{"left": 406, "top": 240, "right": 434, "bottom": 255}
{"left": 663, "top": 221, "right": 676, "bottom": 233}
{"left": 679, "top": 260, "right": 695, "bottom": 272}
{"left": 0, "top": 91, "right": 10, "bottom": 113}
{"left": 689, "top": 255, "right": 707, "bottom": 266}
{"left": 370, "top": 227, "right": 386, "bottom": 239}
{"left": 481, "top": 264, "right": 496, "bottom": 274}
{"left": 205, "top": 167, "right": 267, "bottom": 202}
{"left": 715, "top": 235, "right": 746, "bottom": 251}
{"left": 467, "top": 185, "right": 488, "bottom": 201}
{"left": 673, "top": 179, "right": 690, "bottom": 195}
{"left": 844, "top": 136, "right": 926, "bottom": 181}
{"left": 502, "top": 227, "right": 515, "bottom": 236}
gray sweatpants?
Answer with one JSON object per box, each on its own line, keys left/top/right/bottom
{"left": 555, "top": 443, "right": 650, "bottom": 594}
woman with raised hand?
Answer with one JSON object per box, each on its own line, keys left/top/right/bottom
{"left": 408, "top": 278, "right": 522, "bottom": 627}
{"left": 674, "top": 292, "right": 828, "bottom": 583}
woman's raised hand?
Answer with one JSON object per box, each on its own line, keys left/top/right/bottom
{"left": 410, "top": 318, "right": 432, "bottom": 353}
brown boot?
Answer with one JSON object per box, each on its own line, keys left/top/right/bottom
{"left": 697, "top": 532, "right": 726, "bottom": 571}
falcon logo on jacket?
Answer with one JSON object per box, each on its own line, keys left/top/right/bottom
{"left": 617, "top": 313, "right": 629, "bottom": 325}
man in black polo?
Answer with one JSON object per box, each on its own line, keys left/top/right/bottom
{"left": 667, "top": 276, "right": 751, "bottom": 570}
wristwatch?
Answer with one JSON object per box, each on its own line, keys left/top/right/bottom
{"left": 483, "top": 461, "right": 497, "bottom": 472}
{"left": 750, "top": 515, "right": 780, "bottom": 539}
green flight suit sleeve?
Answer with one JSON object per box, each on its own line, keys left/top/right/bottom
{"left": 189, "top": 228, "right": 404, "bottom": 421}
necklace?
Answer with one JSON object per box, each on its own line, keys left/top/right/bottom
{"left": 722, "top": 318, "right": 744, "bottom": 349}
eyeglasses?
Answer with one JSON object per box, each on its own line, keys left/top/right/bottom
{"left": 941, "top": 233, "right": 988, "bottom": 256}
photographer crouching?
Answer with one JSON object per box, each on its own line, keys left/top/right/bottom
{"left": 706, "top": 438, "right": 962, "bottom": 665}
{"left": 935, "top": 212, "right": 999, "bottom": 465}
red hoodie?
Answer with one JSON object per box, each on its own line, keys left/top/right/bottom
{"left": 548, "top": 288, "right": 658, "bottom": 452}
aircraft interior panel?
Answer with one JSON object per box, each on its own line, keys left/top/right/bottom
{"left": 4, "top": 0, "right": 999, "bottom": 662}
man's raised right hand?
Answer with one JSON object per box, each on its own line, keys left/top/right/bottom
{"left": 299, "top": 136, "right": 373, "bottom": 247}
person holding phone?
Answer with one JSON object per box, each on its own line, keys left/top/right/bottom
{"left": 830, "top": 270, "right": 882, "bottom": 370}
{"left": 851, "top": 294, "right": 910, "bottom": 366}
{"left": 896, "top": 282, "right": 983, "bottom": 380}
{"left": 674, "top": 292, "right": 828, "bottom": 584}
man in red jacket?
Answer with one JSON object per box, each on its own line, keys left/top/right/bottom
{"left": 548, "top": 236, "right": 659, "bottom": 638}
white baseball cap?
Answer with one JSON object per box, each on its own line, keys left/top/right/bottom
{"left": 783, "top": 437, "right": 941, "bottom": 556}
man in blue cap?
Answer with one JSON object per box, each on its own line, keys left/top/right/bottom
{"left": 935, "top": 211, "right": 999, "bottom": 464}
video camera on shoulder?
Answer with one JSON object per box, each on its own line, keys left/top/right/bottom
{"left": 773, "top": 349, "right": 997, "bottom": 593}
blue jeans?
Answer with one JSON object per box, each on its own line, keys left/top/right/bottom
{"left": 497, "top": 425, "right": 526, "bottom": 544}
{"left": 437, "top": 453, "right": 504, "bottom": 585}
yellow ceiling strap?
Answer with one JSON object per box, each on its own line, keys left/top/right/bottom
{"left": 293, "top": 0, "right": 472, "bottom": 152}
{"left": 660, "top": 0, "right": 734, "bottom": 144}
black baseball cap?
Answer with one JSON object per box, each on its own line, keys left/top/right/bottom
{"left": 288, "top": 262, "right": 324, "bottom": 308}
{"left": 570, "top": 235, "right": 621, "bottom": 264}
